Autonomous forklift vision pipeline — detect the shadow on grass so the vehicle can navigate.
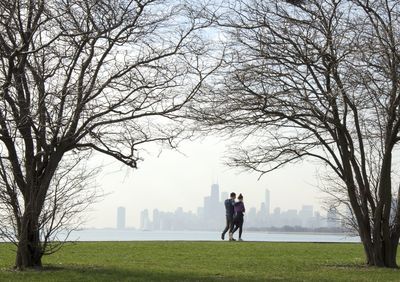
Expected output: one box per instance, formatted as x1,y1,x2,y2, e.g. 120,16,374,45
2,264,234,282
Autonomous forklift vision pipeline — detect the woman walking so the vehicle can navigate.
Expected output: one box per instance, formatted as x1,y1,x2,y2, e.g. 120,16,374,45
232,193,245,241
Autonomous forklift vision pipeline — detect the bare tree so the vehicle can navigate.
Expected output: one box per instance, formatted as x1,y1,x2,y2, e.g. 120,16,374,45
0,0,218,269
192,0,400,267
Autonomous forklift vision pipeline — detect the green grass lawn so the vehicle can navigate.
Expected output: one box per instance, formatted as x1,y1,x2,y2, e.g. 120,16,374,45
0,241,399,281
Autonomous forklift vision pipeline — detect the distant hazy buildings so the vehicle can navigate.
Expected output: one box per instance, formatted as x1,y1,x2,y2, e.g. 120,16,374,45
147,184,225,231
117,206,126,229
265,189,270,216
327,206,341,228
135,185,342,231
140,209,151,230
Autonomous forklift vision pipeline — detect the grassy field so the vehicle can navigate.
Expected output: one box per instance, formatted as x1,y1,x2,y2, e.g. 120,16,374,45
0,241,399,281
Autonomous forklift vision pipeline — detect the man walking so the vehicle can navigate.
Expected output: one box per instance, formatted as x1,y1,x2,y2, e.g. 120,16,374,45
221,192,236,241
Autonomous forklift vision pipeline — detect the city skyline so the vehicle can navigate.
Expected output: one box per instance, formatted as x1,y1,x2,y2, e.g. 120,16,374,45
112,183,340,230
85,137,325,229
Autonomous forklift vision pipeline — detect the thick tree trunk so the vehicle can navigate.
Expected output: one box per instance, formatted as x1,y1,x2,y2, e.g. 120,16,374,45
359,228,399,268
13,154,62,270
15,212,43,269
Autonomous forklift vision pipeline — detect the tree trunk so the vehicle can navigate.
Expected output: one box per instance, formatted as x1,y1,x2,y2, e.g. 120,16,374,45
15,211,43,269
13,155,62,270
387,237,400,267
359,228,399,268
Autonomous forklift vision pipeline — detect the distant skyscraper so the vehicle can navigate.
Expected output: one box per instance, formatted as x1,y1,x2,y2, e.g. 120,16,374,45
203,196,211,218
299,205,314,228
200,184,225,229
153,209,161,230
140,209,150,230
258,203,267,226
259,203,267,216
265,189,270,216
117,206,126,229
211,183,220,203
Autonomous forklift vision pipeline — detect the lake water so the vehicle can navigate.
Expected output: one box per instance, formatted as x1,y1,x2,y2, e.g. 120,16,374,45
67,229,360,243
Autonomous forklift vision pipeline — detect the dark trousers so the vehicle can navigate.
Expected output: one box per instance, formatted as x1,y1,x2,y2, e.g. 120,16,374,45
232,215,244,239
222,215,234,236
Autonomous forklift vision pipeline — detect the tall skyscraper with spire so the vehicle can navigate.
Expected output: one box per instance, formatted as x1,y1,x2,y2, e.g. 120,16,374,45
211,183,220,203
203,183,222,229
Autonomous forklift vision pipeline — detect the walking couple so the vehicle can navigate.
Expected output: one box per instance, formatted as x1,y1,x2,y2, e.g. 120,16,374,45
221,192,245,241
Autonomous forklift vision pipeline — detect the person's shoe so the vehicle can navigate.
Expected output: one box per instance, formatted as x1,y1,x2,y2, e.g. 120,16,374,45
229,237,236,241
238,238,244,241
221,233,225,240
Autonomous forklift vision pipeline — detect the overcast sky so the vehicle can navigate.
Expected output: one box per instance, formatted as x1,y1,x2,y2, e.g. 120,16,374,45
84,136,326,229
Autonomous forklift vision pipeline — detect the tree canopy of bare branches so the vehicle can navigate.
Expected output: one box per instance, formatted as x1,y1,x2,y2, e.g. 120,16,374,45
0,0,218,269
192,0,400,267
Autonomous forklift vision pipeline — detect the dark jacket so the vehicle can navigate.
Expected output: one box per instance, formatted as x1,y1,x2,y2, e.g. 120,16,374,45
224,198,235,217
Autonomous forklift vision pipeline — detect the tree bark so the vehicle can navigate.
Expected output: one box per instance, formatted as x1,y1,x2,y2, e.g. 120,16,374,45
15,211,43,269
359,237,398,268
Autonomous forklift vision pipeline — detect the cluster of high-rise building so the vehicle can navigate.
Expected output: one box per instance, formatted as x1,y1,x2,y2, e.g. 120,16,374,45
116,184,342,230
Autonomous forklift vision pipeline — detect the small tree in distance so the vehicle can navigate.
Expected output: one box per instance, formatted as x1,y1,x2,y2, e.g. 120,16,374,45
0,0,219,269
192,0,400,267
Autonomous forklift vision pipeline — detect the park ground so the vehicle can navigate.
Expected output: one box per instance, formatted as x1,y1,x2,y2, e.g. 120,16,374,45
0,241,399,281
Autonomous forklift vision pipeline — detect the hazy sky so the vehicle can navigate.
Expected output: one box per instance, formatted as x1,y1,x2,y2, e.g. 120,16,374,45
85,136,326,228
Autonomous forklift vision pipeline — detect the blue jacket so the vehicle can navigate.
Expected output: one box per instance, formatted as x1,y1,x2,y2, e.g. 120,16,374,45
224,198,235,216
